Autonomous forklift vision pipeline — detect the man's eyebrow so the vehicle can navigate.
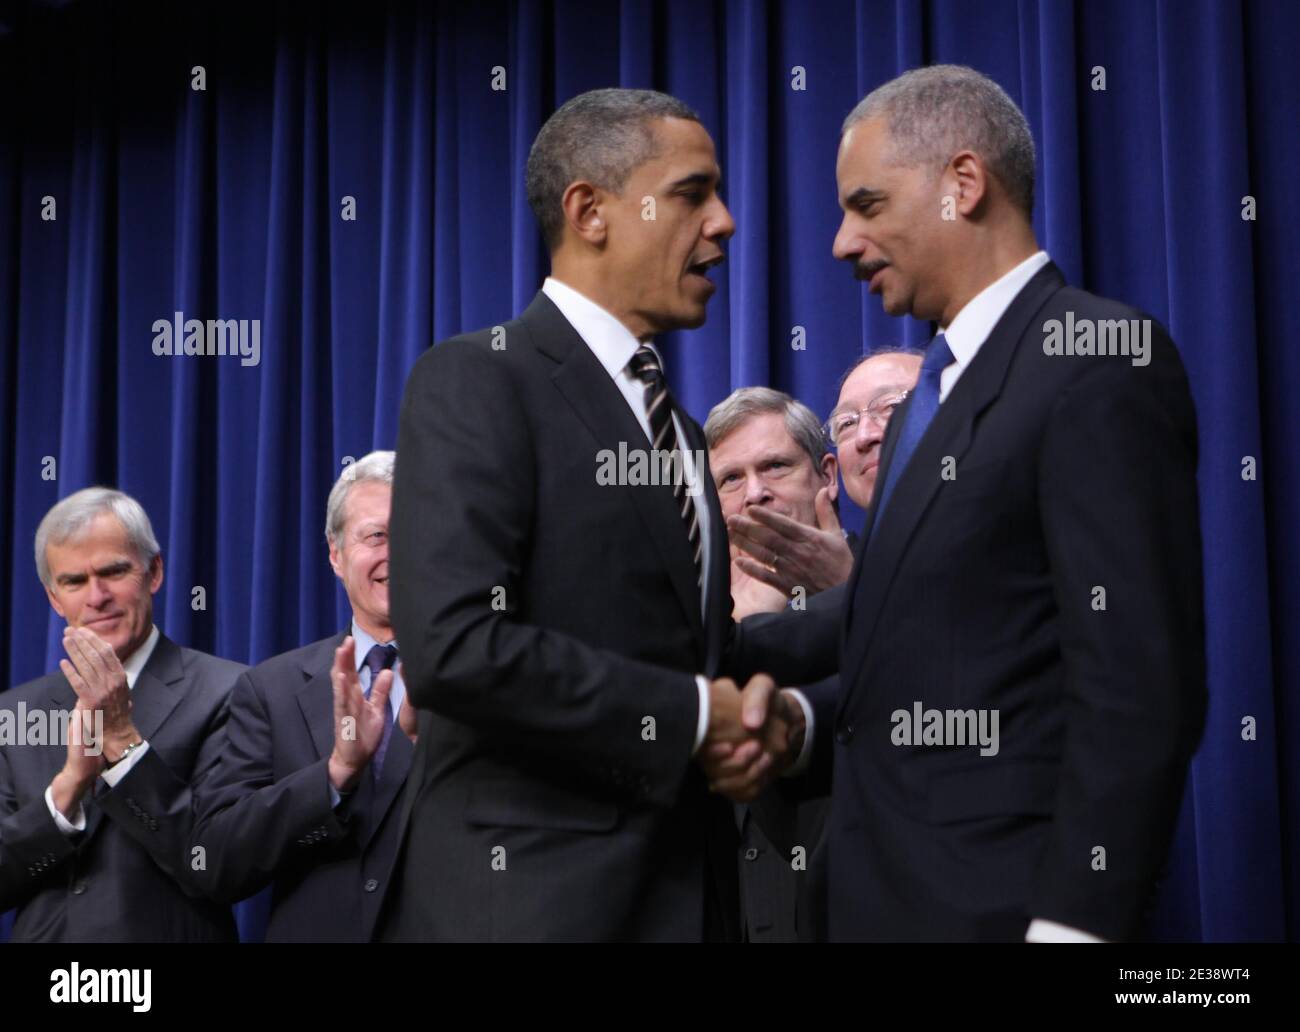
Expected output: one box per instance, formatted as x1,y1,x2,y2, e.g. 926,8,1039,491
844,186,885,207
668,171,718,191
95,560,133,574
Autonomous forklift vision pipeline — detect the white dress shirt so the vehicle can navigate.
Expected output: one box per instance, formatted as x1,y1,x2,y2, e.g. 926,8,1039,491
937,250,1051,402
46,623,160,834
541,277,721,753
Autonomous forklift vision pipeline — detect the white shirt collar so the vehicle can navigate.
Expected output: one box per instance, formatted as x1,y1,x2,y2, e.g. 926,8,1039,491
122,624,161,690
940,251,1051,373
542,276,661,378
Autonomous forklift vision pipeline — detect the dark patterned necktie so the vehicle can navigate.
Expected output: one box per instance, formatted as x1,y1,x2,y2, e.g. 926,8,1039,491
362,642,399,778
628,345,703,586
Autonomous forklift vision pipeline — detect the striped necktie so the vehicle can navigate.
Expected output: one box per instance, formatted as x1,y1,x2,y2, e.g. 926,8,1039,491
628,345,704,586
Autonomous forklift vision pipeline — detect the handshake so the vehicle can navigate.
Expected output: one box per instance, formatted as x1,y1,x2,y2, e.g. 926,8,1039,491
697,674,805,802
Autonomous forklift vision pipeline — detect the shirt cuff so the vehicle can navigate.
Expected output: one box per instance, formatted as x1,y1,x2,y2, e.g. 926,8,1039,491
692,675,711,755
782,689,815,776
1026,918,1106,942
45,784,86,835
99,741,150,788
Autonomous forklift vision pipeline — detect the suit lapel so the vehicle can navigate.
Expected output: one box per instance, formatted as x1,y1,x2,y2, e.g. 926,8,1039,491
839,264,1066,709
520,292,707,646
680,414,731,677
362,719,413,848
296,633,347,762
127,634,187,744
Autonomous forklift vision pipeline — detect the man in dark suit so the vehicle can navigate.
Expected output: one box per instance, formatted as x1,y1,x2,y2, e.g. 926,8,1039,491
0,488,241,942
191,451,417,942
704,386,849,942
708,366,921,942
726,65,1206,942
380,88,797,942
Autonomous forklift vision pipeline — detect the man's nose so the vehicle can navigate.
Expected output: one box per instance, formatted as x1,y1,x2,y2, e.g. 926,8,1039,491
707,197,736,241
86,577,113,606
743,474,770,506
832,214,862,262
853,418,884,450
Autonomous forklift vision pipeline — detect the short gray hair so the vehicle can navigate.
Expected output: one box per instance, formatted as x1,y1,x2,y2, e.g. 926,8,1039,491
526,88,701,251
325,450,395,546
704,387,828,470
35,487,161,587
842,64,1036,217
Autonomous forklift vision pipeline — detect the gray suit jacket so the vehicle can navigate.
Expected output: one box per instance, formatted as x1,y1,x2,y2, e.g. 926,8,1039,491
0,632,243,942
191,632,413,942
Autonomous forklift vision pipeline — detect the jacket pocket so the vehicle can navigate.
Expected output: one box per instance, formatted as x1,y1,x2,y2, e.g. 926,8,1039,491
926,759,1058,824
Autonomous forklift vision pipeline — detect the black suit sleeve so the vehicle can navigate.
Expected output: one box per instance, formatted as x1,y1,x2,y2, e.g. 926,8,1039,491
390,340,701,808
724,584,844,686
0,743,79,913
189,670,350,905
1030,329,1206,940
95,685,233,898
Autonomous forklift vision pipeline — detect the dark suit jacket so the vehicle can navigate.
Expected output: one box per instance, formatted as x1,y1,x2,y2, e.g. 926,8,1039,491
379,291,738,942
190,632,414,942
729,263,1207,942
0,632,242,942
736,532,857,943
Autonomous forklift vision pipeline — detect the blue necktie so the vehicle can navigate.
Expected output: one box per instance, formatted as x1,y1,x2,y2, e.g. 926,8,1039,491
873,334,956,519
362,643,399,779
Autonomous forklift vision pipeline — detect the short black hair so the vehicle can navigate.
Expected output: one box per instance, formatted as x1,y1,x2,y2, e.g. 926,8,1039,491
526,88,701,251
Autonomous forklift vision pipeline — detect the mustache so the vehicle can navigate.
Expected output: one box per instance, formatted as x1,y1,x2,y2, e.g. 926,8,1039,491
855,259,888,281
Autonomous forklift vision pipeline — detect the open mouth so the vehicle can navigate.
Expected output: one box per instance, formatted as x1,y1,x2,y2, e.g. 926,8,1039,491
686,254,724,285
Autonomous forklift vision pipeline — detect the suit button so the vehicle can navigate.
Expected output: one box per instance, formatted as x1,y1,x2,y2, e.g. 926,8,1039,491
743,848,760,861
71,880,88,895
363,879,379,893
835,724,854,744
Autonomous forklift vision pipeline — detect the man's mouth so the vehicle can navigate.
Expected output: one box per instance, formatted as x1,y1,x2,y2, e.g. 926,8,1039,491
85,613,123,627
686,254,724,286
856,260,889,291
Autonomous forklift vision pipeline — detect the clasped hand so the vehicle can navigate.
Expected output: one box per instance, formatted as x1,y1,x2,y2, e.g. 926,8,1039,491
698,674,804,802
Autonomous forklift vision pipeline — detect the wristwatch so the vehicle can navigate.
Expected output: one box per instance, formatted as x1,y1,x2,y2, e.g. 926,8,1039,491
106,739,145,768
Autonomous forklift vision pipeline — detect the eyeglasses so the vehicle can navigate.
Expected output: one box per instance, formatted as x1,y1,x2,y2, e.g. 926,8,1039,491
823,391,910,446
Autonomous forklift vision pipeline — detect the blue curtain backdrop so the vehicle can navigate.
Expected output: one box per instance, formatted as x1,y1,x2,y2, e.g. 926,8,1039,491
0,0,1295,943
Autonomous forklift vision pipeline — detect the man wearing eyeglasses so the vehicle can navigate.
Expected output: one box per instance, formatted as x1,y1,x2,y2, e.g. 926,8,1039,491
723,349,922,599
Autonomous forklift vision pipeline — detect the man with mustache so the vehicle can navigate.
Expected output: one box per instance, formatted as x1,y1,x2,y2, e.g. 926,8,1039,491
728,65,1206,942
380,88,794,942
